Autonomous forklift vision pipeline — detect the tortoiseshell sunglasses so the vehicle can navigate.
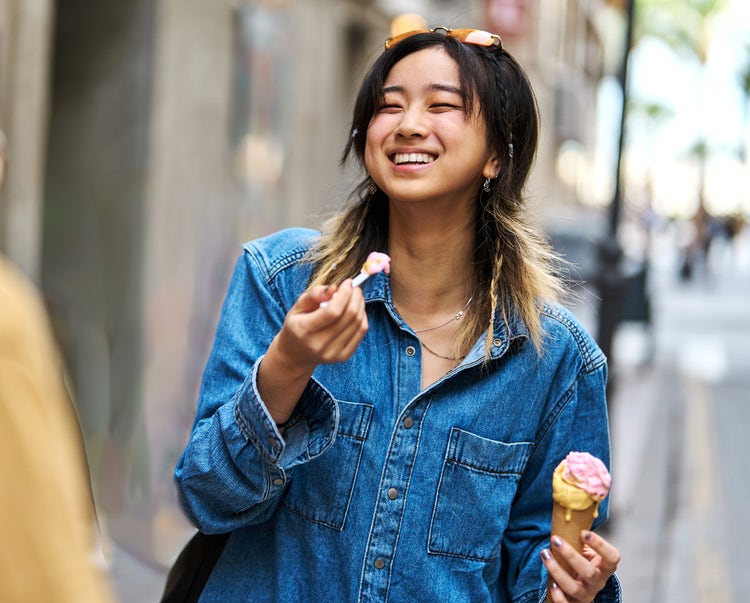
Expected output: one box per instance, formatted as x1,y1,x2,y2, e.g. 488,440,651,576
384,26,503,51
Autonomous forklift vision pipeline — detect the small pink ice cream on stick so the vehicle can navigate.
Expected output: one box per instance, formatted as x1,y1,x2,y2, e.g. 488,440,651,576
319,252,391,307
352,252,391,286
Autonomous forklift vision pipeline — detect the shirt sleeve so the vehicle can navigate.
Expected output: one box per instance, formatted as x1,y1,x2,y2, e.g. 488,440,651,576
174,248,338,534
501,359,622,603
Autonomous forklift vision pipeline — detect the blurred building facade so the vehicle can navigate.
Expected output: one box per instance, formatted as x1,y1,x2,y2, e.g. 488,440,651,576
0,0,614,570
0,0,54,278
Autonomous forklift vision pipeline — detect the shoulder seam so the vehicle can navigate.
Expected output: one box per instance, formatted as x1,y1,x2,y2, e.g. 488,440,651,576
242,229,317,283
540,304,605,374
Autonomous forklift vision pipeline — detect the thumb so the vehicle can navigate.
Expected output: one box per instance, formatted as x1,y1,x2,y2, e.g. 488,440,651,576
297,284,336,312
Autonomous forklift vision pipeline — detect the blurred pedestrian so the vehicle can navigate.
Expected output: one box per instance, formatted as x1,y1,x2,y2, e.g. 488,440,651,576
0,130,114,602
679,205,719,281
170,25,621,602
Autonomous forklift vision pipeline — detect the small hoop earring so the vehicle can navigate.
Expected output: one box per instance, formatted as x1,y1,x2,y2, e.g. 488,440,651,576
483,178,492,193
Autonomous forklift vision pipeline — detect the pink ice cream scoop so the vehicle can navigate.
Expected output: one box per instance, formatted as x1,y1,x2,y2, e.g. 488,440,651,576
352,252,391,286
556,451,612,502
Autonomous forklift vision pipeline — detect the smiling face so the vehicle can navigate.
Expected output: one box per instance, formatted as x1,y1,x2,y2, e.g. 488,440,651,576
364,47,499,210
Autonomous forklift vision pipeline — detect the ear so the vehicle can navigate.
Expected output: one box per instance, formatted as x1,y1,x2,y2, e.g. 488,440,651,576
482,153,501,179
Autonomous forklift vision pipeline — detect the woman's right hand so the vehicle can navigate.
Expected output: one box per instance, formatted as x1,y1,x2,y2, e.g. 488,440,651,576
258,280,368,423
278,280,368,367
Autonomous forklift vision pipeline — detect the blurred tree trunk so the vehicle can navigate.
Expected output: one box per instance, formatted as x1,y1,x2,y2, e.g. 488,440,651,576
739,45,750,166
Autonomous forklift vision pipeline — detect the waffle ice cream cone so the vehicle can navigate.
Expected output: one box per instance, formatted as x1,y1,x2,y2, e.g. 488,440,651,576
546,452,611,600
550,501,597,572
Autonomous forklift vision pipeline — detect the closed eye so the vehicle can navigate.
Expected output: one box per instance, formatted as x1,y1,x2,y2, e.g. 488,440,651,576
378,103,402,113
430,103,462,112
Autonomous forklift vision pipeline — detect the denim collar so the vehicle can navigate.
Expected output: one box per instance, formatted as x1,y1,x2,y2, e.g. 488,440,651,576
361,272,530,363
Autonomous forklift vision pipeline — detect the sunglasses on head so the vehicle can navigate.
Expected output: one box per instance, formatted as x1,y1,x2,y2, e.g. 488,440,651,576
384,26,503,51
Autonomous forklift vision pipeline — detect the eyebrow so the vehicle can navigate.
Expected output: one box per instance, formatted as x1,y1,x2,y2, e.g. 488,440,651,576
382,83,463,96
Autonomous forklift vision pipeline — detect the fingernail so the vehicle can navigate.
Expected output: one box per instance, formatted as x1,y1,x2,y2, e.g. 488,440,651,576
583,530,592,541
551,581,559,590
541,548,552,561
552,536,563,548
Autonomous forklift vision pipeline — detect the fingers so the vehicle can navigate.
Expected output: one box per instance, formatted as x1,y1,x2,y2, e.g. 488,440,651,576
580,530,620,572
541,531,620,603
544,579,568,603
297,284,336,313
306,281,356,330
542,542,583,601
315,280,364,331
282,280,368,365
318,283,368,360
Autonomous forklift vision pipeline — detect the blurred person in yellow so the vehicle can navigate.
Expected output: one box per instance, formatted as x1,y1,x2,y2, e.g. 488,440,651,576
0,130,114,601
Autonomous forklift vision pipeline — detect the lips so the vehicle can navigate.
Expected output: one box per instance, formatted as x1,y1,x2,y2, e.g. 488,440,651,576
390,152,436,165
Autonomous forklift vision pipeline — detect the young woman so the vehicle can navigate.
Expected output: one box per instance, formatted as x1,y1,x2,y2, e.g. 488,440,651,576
173,27,621,602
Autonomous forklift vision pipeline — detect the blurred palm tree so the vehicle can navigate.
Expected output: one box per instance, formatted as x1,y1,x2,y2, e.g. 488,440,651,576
636,0,728,62
627,98,675,199
635,0,730,212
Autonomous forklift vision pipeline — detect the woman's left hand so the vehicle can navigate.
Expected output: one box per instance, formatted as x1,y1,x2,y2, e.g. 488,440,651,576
541,530,620,602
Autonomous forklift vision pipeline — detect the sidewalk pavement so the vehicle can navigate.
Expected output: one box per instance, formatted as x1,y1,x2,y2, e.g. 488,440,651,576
604,235,750,603
109,544,166,602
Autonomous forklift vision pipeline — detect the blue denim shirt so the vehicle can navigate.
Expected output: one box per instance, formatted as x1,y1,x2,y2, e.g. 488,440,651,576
174,228,622,603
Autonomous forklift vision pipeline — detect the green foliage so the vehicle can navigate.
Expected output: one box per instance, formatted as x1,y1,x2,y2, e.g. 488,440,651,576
626,99,675,138
628,99,675,122
687,138,709,159
635,0,730,62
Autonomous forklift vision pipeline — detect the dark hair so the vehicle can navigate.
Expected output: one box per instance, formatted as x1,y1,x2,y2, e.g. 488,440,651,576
344,32,539,201
308,32,563,354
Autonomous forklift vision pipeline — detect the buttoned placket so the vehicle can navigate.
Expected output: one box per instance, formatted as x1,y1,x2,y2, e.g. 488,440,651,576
356,296,508,601
356,335,488,601
357,329,430,601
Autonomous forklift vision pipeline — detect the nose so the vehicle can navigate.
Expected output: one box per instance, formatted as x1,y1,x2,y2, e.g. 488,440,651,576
395,107,427,138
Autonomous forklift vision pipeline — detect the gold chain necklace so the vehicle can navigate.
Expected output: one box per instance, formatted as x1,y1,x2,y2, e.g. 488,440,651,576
412,297,473,333
419,339,465,362
394,297,472,363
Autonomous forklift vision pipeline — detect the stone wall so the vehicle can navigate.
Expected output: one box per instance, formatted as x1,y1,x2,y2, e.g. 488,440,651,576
38,0,390,568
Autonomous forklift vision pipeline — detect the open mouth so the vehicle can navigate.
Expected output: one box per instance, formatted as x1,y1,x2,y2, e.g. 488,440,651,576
391,152,436,165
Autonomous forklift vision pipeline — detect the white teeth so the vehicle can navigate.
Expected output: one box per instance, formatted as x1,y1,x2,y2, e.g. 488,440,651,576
392,153,435,165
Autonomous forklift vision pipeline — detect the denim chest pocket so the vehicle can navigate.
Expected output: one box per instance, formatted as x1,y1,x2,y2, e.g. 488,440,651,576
280,399,373,531
428,428,533,561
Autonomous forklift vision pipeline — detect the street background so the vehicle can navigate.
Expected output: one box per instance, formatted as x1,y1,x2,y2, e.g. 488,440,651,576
604,228,749,603
1,0,749,602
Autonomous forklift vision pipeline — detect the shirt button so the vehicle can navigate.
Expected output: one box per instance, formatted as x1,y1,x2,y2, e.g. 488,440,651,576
387,487,398,500
493,338,502,347
403,417,414,429
373,558,386,569
272,478,284,486
405,345,416,356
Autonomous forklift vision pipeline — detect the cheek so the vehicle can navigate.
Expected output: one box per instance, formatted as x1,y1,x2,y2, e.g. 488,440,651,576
363,150,375,174
366,115,389,143
364,121,387,169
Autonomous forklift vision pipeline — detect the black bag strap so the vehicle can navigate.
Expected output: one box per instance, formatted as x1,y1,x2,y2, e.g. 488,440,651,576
160,531,230,603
